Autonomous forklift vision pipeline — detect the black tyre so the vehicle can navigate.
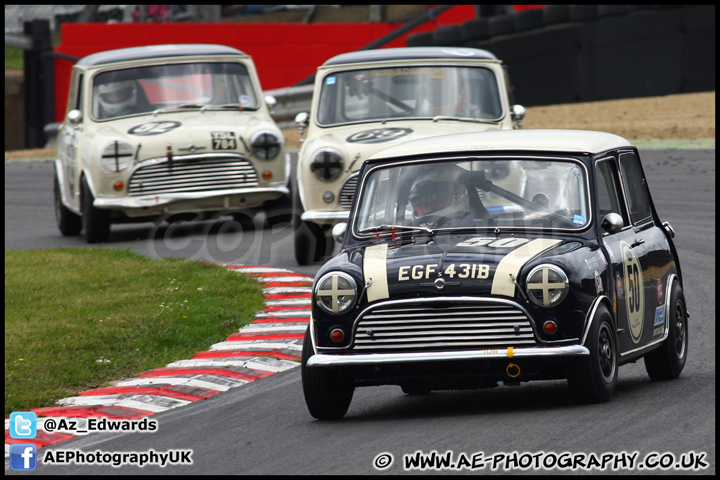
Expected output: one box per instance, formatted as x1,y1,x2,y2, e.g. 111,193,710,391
567,304,618,404
54,174,81,236
81,177,111,243
644,282,688,381
263,191,293,229
301,327,354,420
292,186,330,265
400,384,432,395
231,211,257,231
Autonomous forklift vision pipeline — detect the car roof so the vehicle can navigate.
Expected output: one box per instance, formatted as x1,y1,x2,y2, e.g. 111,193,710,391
322,47,498,67
76,44,248,68
369,129,634,160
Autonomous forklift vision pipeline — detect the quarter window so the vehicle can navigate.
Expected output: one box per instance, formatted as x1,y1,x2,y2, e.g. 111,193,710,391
619,153,652,225
595,158,628,226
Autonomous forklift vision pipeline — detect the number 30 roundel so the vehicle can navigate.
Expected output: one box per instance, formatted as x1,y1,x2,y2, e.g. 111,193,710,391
620,241,644,343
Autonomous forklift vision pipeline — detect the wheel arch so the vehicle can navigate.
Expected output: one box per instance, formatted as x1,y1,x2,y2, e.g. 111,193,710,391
580,295,615,346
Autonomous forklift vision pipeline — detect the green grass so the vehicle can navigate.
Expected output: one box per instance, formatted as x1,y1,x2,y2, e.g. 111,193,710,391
5,46,24,71
4,248,266,416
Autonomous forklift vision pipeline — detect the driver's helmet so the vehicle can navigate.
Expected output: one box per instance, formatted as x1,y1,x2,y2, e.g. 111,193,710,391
97,80,137,117
409,166,470,226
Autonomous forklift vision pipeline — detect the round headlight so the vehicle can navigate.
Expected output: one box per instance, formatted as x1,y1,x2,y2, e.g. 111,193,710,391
315,272,357,314
100,140,134,173
251,130,281,160
310,148,343,182
525,264,569,308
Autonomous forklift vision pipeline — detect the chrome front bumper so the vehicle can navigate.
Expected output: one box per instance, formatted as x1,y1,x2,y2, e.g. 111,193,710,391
306,345,590,367
94,186,288,208
300,210,350,225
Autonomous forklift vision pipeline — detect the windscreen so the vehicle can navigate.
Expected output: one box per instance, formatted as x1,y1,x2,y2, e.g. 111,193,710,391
317,65,503,126
92,62,258,120
355,158,590,233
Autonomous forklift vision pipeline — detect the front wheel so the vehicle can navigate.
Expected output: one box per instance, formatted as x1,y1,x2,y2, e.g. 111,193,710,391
567,304,618,404
644,282,688,380
292,186,332,265
54,174,81,236
301,327,354,420
81,177,111,243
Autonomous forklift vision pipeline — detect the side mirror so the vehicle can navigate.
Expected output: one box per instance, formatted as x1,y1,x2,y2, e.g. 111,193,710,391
662,221,675,238
295,111,310,138
295,111,309,127
264,95,277,110
332,222,347,244
601,213,624,235
510,104,525,129
67,109,82,125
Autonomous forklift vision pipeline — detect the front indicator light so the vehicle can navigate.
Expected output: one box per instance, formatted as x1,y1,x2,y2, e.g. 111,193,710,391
330,329,345,343
262,170,272,180
543,320,558,335
113,181,124,191
526,264,569,308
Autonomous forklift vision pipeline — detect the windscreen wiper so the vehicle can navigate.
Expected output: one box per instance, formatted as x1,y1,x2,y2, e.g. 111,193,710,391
152,103,206,116
432,115,499,124
200,103,258,112
359,224,434,239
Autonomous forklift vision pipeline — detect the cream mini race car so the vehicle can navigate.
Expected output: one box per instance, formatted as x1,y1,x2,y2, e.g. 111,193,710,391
293,46,526,265
54,44,289,243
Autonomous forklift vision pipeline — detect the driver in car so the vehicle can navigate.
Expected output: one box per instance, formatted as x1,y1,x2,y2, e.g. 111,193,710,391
96,80,141,118
409,166,475,228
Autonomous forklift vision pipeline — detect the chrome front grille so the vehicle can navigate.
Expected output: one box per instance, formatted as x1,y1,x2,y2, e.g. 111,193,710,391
339,173,358,208
353,300,538,352
128,155,259,196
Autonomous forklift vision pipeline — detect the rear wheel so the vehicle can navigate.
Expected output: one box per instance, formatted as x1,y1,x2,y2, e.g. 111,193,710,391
567,304,617,404
54,174,81,236
81,177,111,243
644,282,688,380
301,327,354,420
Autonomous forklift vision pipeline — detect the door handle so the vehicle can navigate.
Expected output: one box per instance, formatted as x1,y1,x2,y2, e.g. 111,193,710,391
631,238,645,248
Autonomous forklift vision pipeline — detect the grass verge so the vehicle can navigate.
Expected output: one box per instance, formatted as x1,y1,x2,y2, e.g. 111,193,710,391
4,248,266,416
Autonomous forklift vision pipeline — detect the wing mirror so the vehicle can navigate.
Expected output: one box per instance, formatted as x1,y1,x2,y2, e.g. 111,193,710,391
511,104,525,129
67,109,82,125
601,213,624,235
332,222,347,244
264,95,277,111
295,111,310,139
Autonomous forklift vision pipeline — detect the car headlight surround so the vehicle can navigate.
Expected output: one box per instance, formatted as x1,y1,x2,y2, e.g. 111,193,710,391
314,272,358,315
525,264,569,308
310,148,344,182
250,129,281,160
100,140,134,173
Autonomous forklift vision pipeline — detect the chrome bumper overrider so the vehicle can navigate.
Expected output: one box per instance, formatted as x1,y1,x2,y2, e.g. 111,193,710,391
306,345,590,367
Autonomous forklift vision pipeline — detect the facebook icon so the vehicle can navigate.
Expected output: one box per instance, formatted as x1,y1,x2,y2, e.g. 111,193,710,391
10,444,37,471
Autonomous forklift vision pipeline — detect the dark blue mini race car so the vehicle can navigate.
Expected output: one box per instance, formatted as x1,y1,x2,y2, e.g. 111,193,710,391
301,129,688,420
